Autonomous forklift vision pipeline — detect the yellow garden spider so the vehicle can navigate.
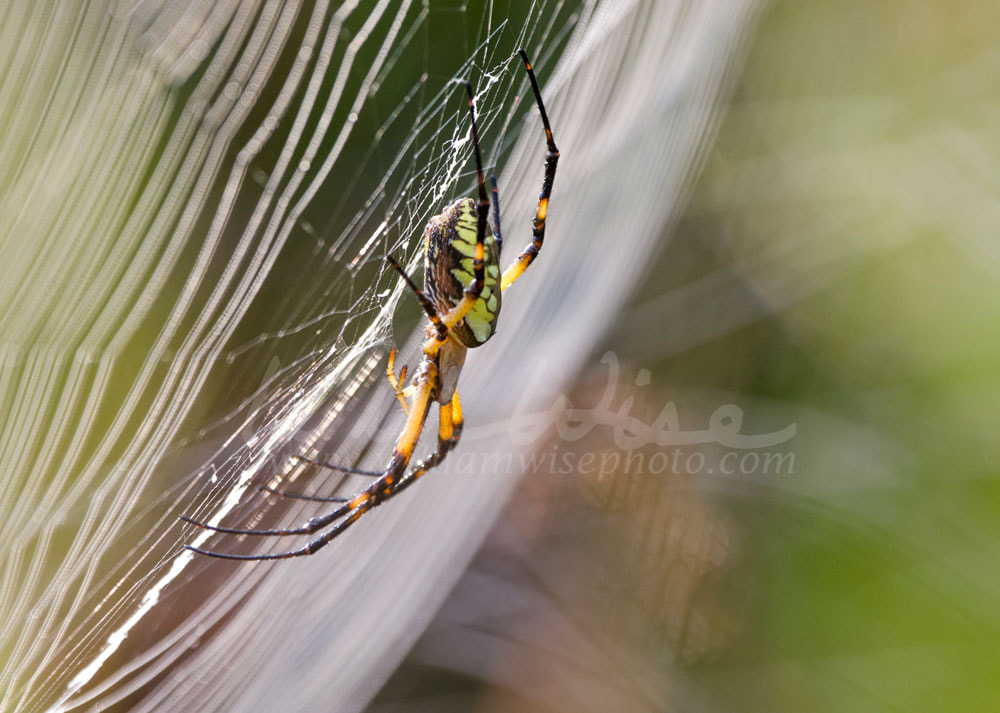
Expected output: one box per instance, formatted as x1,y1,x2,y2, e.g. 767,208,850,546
183,50,558,560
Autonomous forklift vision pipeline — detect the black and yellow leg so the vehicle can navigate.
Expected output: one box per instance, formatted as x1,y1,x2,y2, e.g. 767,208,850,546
284,390,463,553
490,175,503,254
386,348,410,414
466,82,491,259
449,391,464,446
386,391,464,499
501,50,559,292
274,366,439,558
434,391,463,457
182,373,436,560
386,254,448,341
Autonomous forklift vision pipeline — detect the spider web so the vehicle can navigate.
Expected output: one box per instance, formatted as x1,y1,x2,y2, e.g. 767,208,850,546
0,1,761,711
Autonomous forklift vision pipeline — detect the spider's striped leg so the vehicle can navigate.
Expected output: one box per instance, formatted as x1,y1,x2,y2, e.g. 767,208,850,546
467,82,491,245
448,390,464,447
386,347,410,414
490,175,503,255
267,351,412,501
501,50,559,292
258,356,464,558
386,254,448,340
416,391,464,476
183,372,437,560
371,392,464,503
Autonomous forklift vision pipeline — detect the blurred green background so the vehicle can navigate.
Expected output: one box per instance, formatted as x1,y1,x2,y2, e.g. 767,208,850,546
702,2,1000,709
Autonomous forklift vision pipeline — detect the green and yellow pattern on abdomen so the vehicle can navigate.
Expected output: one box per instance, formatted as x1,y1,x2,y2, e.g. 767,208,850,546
423,197,501,348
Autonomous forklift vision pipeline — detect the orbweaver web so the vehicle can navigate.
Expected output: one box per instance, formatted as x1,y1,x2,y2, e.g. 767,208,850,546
183,50,558,560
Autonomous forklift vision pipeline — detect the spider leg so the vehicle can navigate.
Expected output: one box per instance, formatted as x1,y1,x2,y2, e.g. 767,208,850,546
416,392,464,473
184,505,369,561
345,392,464,511
450,390,464,443
469,84,491,242
268,352,414,494
183,456,379,533
501,50,559,292
255,452,384,502
259,484,348,503
386,254,448,340
238,401,457,559
490,174,503,255
181,435,415,538
183,362,437,559
410,391,464,479
292,454,382,477
386,347,410,414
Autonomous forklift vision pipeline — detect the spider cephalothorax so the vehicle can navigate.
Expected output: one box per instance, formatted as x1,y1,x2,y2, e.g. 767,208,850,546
185,50,558,560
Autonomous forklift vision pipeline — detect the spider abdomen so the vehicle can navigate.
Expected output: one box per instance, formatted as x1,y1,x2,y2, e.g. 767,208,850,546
423,197,501,348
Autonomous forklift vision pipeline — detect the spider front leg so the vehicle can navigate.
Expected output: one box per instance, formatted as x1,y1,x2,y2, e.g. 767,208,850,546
501,50,559,292
290,392,464,551
352,391,465,514
283,349,475,556
183,374,437,560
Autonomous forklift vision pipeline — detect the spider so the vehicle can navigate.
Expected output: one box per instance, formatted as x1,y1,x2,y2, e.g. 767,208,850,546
183,50,558,560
